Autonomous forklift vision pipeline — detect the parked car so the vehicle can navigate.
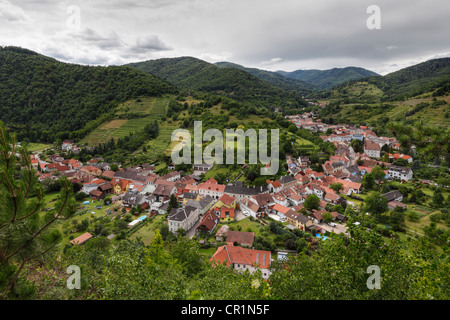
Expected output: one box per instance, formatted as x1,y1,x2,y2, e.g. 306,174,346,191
328,222,336,227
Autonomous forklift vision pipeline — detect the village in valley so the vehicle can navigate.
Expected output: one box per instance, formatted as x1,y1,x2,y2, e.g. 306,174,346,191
2,0,450,304
27,110,431,280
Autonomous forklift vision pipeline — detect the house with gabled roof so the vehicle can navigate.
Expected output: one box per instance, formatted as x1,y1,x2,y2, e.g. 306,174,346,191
324,191,340,204
214,193,237,209
111,178,131,194
310,209,325,223
101,170,116,180
226,230,255,248
198,181,226,199
295,172,310,185
279,175,297,190
284,210,313,231
267,180,282,193
70,232,93,245
113,168,139,181
196,209,219,235
153,183,177,201
167,206,199,234
182,192,201,205
220,207,235,222
161,170,181,182
122,192,145,208
388,165,413,181
185,195,215,217
382,190,404,202
364,139,381,159
224,181,268,201
210,245,272,279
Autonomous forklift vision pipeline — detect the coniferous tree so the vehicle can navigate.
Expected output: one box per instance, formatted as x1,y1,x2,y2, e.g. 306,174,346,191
0,122,76,298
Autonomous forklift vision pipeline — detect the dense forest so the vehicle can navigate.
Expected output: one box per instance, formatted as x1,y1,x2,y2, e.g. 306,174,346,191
277,66,379,90
215,61,318,94
0,46,176,143
126,57,308,109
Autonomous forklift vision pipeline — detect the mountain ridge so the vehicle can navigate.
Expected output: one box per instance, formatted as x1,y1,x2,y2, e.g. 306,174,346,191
276,66,380,90
125,57,307,108
0,46,176,142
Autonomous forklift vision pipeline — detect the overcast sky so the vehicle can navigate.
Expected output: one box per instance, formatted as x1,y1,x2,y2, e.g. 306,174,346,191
1,0,449,75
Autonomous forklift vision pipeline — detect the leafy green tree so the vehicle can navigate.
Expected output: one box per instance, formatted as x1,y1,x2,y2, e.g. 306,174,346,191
170,237,204,276
390,208,406,231
371,166,386,181
304,194,320,211
393,159,409,167
0,122,76,298
322,212,333,223
433,190,444,208
74,192,88,201
364,192,388,216
332,204,344,214
350,139,363,153
362,173,376,190
269,226,449,299
167,194,179,212
330,183,344,194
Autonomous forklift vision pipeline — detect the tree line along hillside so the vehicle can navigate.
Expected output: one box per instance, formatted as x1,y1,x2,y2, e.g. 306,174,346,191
320,58,450,102
0,46,176,143
214,61,319,94
126,57,308,109
277,67,380,90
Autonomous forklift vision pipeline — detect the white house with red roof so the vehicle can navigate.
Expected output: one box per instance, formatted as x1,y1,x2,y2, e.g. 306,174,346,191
210,245,272,279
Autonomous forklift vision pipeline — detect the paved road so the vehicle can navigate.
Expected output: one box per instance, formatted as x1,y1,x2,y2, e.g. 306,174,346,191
186,218,203,239
314,221,348,235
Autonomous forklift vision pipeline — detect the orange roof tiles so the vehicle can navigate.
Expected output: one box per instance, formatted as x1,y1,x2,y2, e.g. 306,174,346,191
210,245,271,269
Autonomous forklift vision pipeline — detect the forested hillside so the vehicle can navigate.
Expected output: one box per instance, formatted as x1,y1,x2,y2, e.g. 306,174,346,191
277,67,379,90
322,58,450,102
215,61,318,94
126,57,307,108
0,46,176,142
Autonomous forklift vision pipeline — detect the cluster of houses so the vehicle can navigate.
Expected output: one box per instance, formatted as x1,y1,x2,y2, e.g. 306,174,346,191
286,114,414,182
31,123,416,279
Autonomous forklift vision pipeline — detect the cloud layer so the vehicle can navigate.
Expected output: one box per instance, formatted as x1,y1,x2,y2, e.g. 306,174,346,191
1,0,449,74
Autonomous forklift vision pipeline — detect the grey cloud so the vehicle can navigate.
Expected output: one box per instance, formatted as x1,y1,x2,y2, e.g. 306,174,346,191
74,28,126,50
134,35,172,52
0,0,31,22
1,0,449,75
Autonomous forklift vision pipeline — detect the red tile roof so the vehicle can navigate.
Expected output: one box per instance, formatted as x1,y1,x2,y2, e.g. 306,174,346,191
226,231,255,246
210,245,271,269
218,194,236,207
272,203,290,214
70,232,93,245
269,180,282,188
220,207,235,219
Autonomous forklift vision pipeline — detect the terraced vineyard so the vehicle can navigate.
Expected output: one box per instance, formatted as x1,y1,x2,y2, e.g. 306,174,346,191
142,125,180,162
81,95,173,145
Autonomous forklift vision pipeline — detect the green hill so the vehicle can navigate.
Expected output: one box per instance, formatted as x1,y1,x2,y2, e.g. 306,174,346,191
277,67,379,90
125,57,307,108
214,61,318,94
325,58,450,102
0,46,176,143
